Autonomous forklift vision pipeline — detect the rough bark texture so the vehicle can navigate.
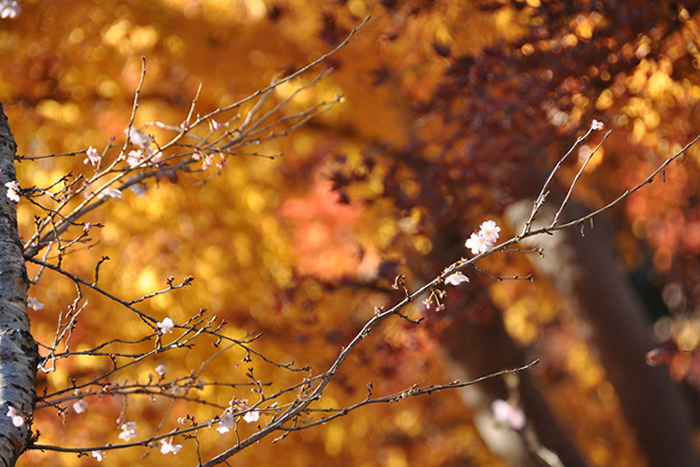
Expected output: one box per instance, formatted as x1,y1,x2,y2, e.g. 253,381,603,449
0,104,39,467
505,197,699,467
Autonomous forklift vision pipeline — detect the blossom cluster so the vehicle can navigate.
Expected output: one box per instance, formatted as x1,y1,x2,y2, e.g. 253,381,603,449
438,220,502,292
5,181,19,203
216,398,261,434
465,220,500,255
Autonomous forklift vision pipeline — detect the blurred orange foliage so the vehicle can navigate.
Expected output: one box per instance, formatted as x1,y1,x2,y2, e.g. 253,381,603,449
1,0,700,466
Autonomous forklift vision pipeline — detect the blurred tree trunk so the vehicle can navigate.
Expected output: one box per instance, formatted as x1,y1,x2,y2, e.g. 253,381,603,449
0,104,40,467
439,192,698,466
442,298,589,467
498,196,698,467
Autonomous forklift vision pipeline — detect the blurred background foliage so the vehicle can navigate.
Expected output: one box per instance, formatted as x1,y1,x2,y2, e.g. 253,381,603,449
1,0,700,466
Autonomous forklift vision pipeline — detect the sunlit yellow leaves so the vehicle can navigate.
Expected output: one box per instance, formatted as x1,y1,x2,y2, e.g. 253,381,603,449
567,342,605,389
627,66,648,95
573,14,596,40
325,423,344,456
36,100,81,125
596,89,614,110
137,267,159,294
232,232,253,267
631,118,647,144
377,218,399,247
673,319,700,352
577,144,605,172
102,19,159,55
503,296,556,345
244,185,268,213
563,33,578,48
412,235,432,254
494,8,522,40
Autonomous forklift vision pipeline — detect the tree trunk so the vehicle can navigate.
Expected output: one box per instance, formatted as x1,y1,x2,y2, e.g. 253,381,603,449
0,104,39,467
504,197,699,467
442,299,589,467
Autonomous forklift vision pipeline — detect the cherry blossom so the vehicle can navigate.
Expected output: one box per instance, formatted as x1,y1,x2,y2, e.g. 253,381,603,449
445,273,470,286
84,146,101,166
491,399,526,431
591,119,604,131
217,413,234,434
6,406,24,427
465,232,491,255
125,177,147,198
465,220,501,255
157,317,174,334
202,154,214,170
91,451,106,462
127,150,143,168
27,297,44,310
0,1,19,19
101,188,122,199
478,220,500,244
160,437,182,455
73,400,88,414
155,364,168,376
126,127,153,149
118,422,138,441
5,181,19,202
243,410,260,424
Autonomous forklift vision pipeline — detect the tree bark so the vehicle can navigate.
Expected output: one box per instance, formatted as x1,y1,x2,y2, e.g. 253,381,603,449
0,104,39,467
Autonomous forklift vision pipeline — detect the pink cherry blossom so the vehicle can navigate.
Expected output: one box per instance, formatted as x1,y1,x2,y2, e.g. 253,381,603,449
1,1,20,19
157,317,174,334
465,232,491,255
126,127,152,149
102,188,122,199
160,437,182,455
478,220,500,244
243,410,260,423
84,146,101,166
119,422,138,441
465,220,501,255
445,273,470,286
27,297,44,310
217,413,234,434
73,400,88,414
127,150,143,168
5,181,19,202
7,406,24,427
491,399,526,430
